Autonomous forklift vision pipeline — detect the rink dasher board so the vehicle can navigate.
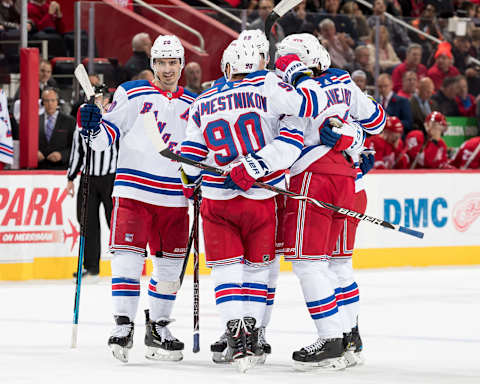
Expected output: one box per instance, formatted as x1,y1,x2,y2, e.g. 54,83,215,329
0,170,479,280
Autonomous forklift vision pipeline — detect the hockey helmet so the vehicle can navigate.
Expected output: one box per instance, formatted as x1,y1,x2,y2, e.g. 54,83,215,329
238,29,270,63
150,35,185,72
222,41,261,79
384,116,404,134
425,111,447,129
276,33,330,71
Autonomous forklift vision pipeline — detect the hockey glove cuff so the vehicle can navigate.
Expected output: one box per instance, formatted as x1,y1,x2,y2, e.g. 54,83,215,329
275,54,312,85
224,153,269,191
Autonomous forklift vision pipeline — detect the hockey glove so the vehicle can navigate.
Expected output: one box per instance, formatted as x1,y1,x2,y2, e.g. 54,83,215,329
275,54,312,86
79,104,102,139
320,118,356,151
359,153,375,175
224,153,269,191
180,167,200,200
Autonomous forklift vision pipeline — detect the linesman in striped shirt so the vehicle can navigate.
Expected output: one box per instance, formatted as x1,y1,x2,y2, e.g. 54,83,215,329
67,85,117,279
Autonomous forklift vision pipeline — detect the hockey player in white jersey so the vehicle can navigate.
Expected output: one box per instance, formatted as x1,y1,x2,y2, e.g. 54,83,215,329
0,89,13,169
180,41,318,372
209,31,279,364
274,33,386,371
78,35,197,363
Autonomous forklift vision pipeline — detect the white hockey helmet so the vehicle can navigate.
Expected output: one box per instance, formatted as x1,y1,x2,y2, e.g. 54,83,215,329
221,40,239,75
276,33,331,71
238,29,270,63
222,41,261,79
150,35,185,72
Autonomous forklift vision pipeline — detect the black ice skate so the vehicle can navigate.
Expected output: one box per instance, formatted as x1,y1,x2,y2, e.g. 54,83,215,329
144,309,184,361
343,331,357,367
226,318,254,373
292,337,347,371
210,331,233,364
256,326,271,364
350,324,364,365
244,317,264,364
108,315,134,363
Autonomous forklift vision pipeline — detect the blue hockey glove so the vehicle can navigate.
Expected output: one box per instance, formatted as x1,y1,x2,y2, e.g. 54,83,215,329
320,118,356,151
359,153,375,175
79,104,101,138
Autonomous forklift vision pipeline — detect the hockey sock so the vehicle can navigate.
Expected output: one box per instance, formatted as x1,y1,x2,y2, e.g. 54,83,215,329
211,263,244,326
243,264,269,324
341,282,360,330
148,256,184,321
111,251,144,321
292,261,343,339
261,256,280,328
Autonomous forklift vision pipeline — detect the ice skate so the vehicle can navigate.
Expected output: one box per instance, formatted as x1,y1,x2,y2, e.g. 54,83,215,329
225,319,254,373
350,325,364,365
292,338,346,371
343,332,357,367
244,317,264,365
256,326,271,364
210,331,233,364
144,309,184,362
107,315,134,363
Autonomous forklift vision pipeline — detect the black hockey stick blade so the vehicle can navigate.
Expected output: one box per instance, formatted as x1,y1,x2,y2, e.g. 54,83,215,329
143,112,424,239
265,0,303,41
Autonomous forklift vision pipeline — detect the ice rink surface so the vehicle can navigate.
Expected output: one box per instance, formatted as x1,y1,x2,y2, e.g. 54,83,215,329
1,266,479,384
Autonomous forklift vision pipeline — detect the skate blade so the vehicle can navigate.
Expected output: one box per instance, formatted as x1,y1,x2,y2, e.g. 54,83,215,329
212,351,233,364
354,351,365,366
293,356,347,372
344,350,358,367
254,353,267,365
145,346,183,362
110,344,129,363
234,356,255,373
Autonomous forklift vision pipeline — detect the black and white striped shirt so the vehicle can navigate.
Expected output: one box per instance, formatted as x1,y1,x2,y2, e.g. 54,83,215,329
67,127,119,181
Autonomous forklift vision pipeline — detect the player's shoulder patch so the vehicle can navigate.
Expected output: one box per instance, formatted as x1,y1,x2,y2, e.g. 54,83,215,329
120,79,151,92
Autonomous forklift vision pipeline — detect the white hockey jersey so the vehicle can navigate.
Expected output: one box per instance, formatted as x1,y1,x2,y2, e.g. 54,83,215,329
290,68,386,177
181,70,316,200
0,89,13,165
87,80,196,207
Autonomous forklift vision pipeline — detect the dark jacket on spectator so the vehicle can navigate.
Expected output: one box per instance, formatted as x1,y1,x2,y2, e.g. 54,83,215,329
431,90,460,117
124,51,150,80
38,112,75,170
0,2,20,28
317,13,358,42
385,93,413,133
410,94,433,135
279,10,315,35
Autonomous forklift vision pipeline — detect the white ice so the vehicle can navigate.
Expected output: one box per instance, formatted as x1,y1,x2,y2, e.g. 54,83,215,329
1,267,480,384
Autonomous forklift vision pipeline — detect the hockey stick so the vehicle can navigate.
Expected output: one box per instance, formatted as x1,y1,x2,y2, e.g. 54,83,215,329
143,112,424,239
462,141,480,169
264,0,303,41
192,191,200,353
71,64,95,348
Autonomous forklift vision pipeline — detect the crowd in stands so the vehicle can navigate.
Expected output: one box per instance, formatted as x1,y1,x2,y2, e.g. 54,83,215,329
1,0,480,171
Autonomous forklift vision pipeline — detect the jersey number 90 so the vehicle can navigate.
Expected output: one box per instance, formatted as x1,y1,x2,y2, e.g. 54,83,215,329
203,112,266,166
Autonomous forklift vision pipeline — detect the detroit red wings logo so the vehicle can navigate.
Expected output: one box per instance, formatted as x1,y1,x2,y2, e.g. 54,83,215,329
452,193,480,232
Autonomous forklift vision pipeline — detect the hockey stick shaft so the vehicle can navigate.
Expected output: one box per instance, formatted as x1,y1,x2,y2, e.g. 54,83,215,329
179,186,200,285
462,141,480,169
265,0,302,41
192,192,200,353
71,64,95,348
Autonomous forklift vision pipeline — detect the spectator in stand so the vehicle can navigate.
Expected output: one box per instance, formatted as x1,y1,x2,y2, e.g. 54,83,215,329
351,70,368,93
124,32,152,80
184,62,203,95
405,111,452,169
318,18,354,69
279,0,315,36
452,35,472,74
410,2,443,61
248,0,284,69
365,116,408,169
469,28,480,60
456,75,477,117
346,46,374,86
398,70,417,99
367,0,411,60
38,88,75,170
366,26,401,72
14,59,58,100
450,136,480,169
410,77,435,133
340,1,370,40
391,43,427,93
427,45,460,91
378,73,413,133
431,76,460,117
318,0,358,44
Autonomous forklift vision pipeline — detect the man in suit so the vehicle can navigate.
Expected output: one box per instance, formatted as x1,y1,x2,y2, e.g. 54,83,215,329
378,73,413,134
38,88,75,169
410,77,435,134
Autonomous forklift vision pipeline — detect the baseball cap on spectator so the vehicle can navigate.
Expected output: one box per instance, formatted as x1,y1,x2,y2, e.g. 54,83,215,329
385,116,404,134
434,41,453,59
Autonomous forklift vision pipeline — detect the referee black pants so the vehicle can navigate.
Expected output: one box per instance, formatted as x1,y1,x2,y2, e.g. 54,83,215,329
76,173,115,274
